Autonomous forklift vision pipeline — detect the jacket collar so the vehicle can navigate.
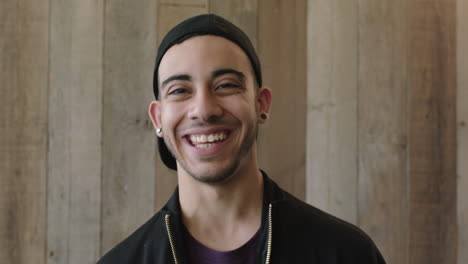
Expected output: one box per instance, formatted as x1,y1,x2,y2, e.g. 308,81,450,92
162,170,286,214
159,170,286,264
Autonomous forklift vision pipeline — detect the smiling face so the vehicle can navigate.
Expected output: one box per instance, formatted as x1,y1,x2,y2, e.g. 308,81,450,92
149,35,271,183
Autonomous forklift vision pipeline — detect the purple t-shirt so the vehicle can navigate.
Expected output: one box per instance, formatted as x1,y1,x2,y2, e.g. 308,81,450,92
184,227,260,264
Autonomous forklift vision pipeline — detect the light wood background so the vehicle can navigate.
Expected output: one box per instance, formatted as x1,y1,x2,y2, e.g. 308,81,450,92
457,0,468,262
307,0,458,263
0,0,463,263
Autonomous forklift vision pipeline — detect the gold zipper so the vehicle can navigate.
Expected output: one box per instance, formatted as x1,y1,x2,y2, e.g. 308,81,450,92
165,214,178,264
165,206,272,264
265,203,273,264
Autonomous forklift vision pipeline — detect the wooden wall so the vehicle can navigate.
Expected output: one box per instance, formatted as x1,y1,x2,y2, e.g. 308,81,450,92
458,0,468,262
0,1,48,263
0,0,463,263
48,1,103,262
307,0,459,264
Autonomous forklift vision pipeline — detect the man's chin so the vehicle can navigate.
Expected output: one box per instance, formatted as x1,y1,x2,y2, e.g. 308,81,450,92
184,161,240,184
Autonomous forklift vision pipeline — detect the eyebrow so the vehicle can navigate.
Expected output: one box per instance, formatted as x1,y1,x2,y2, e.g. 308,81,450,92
160,74,192,90
212,68,245,80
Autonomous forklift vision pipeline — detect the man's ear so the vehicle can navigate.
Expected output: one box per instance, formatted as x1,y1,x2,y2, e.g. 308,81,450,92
148,100,163,137
257,87,272,123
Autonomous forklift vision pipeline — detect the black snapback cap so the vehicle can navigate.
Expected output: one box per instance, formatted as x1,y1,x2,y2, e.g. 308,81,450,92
153,14,262,170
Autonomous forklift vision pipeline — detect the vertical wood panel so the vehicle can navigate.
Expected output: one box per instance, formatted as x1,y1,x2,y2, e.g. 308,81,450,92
292,0,307,200
0,1,48,263
257,0,307,199
154,0,208,210
407,1,457,263
357,1,408,262
101,0,157,254
458,0,468,262
306,0,358,224
47,1,103,263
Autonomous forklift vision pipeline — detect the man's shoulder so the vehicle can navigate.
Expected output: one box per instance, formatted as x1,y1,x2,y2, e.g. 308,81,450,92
280,196,372,243
274,192,385,262
96,210,166,264
266,174,379,249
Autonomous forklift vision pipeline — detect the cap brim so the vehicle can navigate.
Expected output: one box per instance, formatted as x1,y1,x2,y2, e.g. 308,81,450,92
157,138,177,170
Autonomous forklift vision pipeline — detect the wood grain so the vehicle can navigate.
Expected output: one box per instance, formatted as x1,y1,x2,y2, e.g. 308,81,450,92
306,0,358,224
458,0,468,262
160,0,207,5
407,1,457,263
357,0,409,262
101,0,158,255
47,1,103,263
257,0,307,200
0,0,49,263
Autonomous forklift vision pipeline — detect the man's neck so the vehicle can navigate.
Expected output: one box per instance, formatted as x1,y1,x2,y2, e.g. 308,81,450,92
178,161,263,251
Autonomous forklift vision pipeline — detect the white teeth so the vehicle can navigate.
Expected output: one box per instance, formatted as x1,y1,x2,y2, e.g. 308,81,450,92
195,143,214,149
208,134,214,142
189,132,227,145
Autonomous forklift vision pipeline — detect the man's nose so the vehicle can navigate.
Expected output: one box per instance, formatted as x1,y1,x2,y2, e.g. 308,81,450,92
187,89,223,122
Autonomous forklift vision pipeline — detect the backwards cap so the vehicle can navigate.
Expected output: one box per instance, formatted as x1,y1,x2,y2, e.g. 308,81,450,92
153,14,262,170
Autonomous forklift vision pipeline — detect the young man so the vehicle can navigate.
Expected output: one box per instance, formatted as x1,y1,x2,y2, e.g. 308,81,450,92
97,14,386,264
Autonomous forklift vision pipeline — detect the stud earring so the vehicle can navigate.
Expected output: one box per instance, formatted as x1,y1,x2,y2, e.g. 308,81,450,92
156,128,162,134
260,113,268,120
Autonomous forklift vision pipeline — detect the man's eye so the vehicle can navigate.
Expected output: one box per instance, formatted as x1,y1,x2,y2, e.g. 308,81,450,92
216,83,240,90
168,88,188,95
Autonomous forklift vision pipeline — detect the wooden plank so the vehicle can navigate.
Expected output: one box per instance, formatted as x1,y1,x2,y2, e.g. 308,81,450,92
209,0,257,48
154,1,209,210
0,0,49,263
257,0,307,200
47,1,103,263
458,0,468,262
160,0,206,5
101,0,158,255
306,0,358,224
292,0,307,201
407,1,457,263
357,0,408,262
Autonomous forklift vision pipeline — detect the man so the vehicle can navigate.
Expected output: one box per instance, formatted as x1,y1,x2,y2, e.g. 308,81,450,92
97,14,386,264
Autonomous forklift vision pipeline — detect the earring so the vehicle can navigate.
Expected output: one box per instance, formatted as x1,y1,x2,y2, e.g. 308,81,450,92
260,113,268,120
156,128,162,134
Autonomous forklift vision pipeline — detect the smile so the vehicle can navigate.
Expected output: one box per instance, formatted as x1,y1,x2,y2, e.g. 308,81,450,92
187,131,230,149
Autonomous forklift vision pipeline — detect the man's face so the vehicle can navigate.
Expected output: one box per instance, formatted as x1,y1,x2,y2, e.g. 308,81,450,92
150,35,270,183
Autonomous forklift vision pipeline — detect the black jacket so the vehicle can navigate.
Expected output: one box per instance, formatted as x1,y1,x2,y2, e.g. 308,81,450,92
97,172,386,263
